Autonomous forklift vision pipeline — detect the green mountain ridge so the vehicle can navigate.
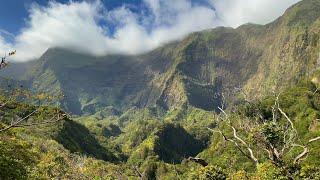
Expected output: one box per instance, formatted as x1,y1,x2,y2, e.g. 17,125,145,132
1,0,320,116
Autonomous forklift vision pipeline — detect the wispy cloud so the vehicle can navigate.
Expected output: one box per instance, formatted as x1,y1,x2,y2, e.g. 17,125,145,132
0,29,15,39
0,0,300,61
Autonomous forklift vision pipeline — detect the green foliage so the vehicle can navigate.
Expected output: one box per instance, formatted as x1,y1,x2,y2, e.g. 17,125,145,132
0,95,124,179
116,118,162,154
253,162,287,180
188,165,227,180
0,132,36,180
297,165,320,179
261,122,285,149
228,170,248,180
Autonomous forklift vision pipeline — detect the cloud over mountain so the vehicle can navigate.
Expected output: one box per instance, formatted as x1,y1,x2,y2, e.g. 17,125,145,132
0,0,300,61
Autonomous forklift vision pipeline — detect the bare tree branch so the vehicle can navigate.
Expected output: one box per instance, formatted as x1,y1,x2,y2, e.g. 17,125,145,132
208,127,258,165
308,136,320,143
264,148,273,160
13,114,65,127
278,107,295,130
132,166,143,180
0,109,39,132
0,108,67,132
218,107,228,118
293,144,309,164
210,92,320,171
292,135,320,164
230,126,259,165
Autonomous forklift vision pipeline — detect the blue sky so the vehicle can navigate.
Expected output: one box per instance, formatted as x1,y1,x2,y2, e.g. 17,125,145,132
0,0,143,36
0,0,211,36
0,0,300,61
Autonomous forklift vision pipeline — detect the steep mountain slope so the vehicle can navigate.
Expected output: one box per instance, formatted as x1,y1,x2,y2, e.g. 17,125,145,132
20,45,179,115
1,0,319,115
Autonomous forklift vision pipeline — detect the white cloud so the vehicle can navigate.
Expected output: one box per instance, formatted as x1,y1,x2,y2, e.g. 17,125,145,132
10,1,108,61
210,0,301,27
105,0,217,54
0,0,301,61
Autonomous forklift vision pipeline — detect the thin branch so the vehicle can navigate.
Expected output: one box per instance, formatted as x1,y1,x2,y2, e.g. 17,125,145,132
293,144,309,164
231,126,247,146
208,127,228,141
0,109,39,132
278,107,295,130
228,137,254,161
230,126,259,165
270,143,281,160
13,114,65,127
293,136,320,164
132,166,143,179
313,87,319,95
308,136,320,143
264,148,273,160
214,107,259,165
208,127,258,165
218,107,228,118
